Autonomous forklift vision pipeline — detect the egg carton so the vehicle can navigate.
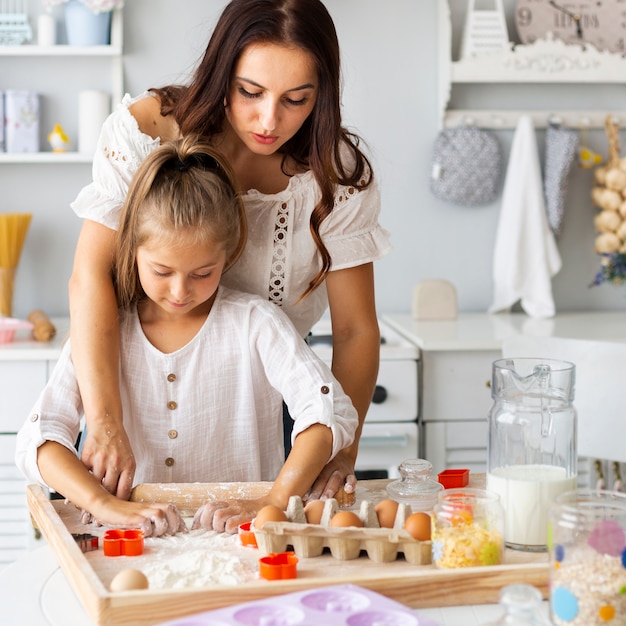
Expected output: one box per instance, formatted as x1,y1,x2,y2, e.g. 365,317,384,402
253,496,432,565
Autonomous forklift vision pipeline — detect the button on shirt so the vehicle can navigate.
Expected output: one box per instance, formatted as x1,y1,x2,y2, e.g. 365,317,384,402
15,287,358,488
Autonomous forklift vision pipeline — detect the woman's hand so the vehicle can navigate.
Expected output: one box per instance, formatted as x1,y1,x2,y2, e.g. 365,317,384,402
303,449,357,502
192,498,268,534
80,421,136,500
83,500,187,537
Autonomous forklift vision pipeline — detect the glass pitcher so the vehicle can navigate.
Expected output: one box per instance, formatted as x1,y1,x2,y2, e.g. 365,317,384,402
486,358,577,551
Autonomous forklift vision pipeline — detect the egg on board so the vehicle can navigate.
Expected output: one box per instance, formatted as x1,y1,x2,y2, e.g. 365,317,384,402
303,500,326,525
329,510,363,528
110,568,149,592
253,504,288,529
374,499,399,528
404,512,432,541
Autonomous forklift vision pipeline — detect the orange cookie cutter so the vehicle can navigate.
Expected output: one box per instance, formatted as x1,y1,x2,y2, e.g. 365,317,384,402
238,522,258,548
103,529,144,557
259,551,298,580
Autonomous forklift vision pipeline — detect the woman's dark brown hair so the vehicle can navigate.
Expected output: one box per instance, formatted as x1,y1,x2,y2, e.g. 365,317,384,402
114,136,247,309
152,0,373,298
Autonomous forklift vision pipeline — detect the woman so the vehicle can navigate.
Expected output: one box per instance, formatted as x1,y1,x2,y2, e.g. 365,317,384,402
69,0,390,503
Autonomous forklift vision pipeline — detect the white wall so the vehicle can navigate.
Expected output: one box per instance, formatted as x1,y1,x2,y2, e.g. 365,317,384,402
5,0,625,318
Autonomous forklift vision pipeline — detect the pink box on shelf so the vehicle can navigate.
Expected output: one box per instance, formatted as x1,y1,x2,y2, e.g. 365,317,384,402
5,90,40,153
438,468,470,489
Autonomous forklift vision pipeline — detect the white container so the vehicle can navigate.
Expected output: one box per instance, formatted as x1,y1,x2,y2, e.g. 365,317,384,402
0,92,5,152
78,90,110,154
37,14,56,46
5,91,40,153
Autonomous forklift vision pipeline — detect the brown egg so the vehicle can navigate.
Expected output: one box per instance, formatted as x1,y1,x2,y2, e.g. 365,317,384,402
404,511,432,541
329,510,363,528
304,500,326,525
374,499,399,528
110,568,149,592
253,504,288,529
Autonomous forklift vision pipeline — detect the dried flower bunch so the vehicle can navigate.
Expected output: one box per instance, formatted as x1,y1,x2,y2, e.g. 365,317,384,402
42,0,124,14
590,116,626,287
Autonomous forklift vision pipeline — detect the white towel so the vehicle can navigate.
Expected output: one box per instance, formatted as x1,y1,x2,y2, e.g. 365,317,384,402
489,115,562,318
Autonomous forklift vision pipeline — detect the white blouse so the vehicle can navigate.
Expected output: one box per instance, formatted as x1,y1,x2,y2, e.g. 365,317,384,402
15,287,358,488
71,92,392,337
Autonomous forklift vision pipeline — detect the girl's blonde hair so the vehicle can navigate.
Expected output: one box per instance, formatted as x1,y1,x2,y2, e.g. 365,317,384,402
114,135,247,309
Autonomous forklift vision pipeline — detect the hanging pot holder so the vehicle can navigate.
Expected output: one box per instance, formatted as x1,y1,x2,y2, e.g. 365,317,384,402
430,126,502,206
543,122,579,237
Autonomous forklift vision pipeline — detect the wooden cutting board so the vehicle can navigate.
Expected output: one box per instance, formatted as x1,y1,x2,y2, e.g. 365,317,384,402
27,480,548,626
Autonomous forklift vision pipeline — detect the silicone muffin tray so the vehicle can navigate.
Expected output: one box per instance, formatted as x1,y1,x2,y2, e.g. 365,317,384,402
158,583,442,626
252,496,432,565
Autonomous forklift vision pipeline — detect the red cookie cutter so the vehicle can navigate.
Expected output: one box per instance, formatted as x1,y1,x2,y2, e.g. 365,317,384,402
238,522,258,548
259,551,298,580
103,529,144,557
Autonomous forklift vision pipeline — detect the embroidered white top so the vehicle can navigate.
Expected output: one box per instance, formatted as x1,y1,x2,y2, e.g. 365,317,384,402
70,92,392,337
15,287,358,488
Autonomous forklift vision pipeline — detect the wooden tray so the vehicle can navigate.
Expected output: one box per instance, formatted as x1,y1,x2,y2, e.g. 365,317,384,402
27,480,548,626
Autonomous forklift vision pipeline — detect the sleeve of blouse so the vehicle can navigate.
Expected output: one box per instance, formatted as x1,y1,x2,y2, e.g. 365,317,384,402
70,93,160,231
252,304,358,460
14,341,84,487
321,177,392,271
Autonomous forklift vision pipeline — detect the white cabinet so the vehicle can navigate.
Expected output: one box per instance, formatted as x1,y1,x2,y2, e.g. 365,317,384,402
0,319,67,570
0,8,123,163
383,312,626,489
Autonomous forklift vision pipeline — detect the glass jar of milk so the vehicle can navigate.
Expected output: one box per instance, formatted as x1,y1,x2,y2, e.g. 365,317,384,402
487,358,577,552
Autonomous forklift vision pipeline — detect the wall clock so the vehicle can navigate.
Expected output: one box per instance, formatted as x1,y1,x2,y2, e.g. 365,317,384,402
515,0,626,53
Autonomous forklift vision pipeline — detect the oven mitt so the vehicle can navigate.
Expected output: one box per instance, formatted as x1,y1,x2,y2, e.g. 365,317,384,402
543,123,579,237
430,126,502,206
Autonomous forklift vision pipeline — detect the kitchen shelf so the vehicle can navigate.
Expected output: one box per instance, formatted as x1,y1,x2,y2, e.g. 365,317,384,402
0,8,123,161
438,1,626,129
0,151,92,164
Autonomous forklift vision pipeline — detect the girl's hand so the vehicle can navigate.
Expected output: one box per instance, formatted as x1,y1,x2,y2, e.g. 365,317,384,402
192,498,267,534
83,501,188,537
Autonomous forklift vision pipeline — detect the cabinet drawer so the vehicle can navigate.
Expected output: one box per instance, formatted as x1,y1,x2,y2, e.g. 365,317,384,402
422,351,496,423
0,361,46,432
424,420,488,475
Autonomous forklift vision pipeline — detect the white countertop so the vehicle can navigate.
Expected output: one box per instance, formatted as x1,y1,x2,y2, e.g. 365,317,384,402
0,317,69,360
383,311,626,352
0,545,550,626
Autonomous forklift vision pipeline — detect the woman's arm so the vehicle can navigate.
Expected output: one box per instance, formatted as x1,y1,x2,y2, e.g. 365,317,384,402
37,441,185,536
191,423,333,533
68,219,135,499
306,262,380,500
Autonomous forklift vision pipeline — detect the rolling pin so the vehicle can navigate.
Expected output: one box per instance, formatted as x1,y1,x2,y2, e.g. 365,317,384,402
27,309,57,342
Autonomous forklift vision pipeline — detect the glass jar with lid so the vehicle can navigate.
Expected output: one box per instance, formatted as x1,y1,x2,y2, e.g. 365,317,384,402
431,487,504,568
386,458,443,512
549,489,626,626
483,584,552,626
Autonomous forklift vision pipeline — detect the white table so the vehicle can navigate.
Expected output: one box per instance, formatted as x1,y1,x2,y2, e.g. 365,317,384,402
0,545,552,626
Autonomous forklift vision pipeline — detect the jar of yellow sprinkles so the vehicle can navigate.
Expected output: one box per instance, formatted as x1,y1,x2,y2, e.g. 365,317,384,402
431,488,504,569
549,489,626,626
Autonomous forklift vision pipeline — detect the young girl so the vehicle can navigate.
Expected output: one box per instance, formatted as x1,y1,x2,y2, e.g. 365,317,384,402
15,136,358,536
69,0,390,503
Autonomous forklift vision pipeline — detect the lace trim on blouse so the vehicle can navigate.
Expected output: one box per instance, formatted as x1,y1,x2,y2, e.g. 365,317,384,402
269,201,289,306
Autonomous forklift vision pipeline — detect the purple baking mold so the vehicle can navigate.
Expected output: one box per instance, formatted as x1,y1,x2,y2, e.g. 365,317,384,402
157,584,442,626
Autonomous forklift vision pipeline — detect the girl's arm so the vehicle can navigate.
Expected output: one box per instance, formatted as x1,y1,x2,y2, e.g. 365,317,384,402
307,262,380,499
191,423,333,533
68,219,136,499
37,441,186,536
